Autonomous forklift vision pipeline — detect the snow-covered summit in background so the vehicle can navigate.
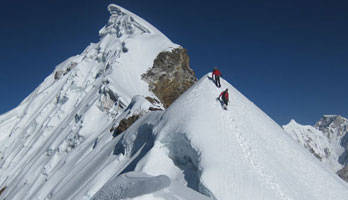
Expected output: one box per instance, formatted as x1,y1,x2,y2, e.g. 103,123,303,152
283,120,333,162
283,115,348,181
1,3,348,200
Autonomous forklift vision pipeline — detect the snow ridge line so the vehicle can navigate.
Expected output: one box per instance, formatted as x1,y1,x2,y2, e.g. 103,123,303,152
207,77,292,200
223,107,292,200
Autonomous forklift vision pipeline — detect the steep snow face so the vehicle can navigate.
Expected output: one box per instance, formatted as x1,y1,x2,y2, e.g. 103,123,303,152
0,4,178,200
283,116,348,172
130,75,348,200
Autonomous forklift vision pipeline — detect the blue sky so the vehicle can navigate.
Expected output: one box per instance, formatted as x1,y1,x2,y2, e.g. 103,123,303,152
0,0,347,125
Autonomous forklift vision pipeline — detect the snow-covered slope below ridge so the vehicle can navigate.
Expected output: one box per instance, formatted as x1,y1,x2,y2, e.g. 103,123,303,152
92,75,348,200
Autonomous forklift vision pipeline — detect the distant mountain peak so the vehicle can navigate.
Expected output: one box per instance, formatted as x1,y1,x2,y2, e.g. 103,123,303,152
315,115,348,140
283,115,348,182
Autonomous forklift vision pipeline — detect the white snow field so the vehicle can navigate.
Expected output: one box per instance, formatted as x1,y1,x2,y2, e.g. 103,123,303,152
1,3,348,200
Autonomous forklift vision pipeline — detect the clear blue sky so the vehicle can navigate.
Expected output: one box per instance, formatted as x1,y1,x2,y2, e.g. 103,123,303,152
0,0,347,125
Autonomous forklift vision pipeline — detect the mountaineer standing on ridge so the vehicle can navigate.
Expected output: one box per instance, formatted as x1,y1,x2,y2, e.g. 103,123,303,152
212,67,222,88
218,88,229,110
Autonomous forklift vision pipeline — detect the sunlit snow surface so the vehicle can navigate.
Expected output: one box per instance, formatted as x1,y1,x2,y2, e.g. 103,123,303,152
1,3,348,200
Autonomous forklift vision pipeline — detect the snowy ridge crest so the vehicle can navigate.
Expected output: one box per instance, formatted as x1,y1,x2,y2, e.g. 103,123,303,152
99,4,151,38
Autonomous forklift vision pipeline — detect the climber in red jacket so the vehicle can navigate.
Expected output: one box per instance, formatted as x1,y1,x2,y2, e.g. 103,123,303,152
218,88,229,109
212,67,222,88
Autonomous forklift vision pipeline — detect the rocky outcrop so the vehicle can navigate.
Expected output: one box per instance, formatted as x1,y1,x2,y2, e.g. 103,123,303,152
0,187,6,196
337,166,348,182
315,115,348,142
142,48,197,108
315,115,348,166
54,62,78,80
111,115,140,137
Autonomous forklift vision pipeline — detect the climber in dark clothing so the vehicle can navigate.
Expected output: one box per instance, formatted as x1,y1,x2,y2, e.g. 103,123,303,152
218,88,229,109
212,67,222,88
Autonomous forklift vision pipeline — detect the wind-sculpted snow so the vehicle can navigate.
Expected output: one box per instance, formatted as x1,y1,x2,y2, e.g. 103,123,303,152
93,172,211,200
93,172,170,199
99,4,151,38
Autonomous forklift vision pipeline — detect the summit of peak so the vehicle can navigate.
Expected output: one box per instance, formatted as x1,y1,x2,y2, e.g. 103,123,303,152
99,4,151,38
289,119,298,124
107,4,123,15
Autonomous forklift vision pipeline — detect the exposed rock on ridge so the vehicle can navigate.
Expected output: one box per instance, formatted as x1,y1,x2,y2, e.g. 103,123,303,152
142,48,197,108
111,115,141,136
337,166,348,182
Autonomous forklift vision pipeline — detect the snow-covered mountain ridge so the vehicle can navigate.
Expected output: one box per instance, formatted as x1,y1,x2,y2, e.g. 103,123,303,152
0,4,197,199
89,75,348,200
283,115,348,181
1,3,348,200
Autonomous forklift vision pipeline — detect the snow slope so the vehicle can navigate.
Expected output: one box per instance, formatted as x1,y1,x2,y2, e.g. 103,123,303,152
93,172,211,200
125,75,348,200
1,3,348,200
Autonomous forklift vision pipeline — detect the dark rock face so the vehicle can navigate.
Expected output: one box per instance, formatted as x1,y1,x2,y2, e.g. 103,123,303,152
142,48,197,108
0,187,6,196
54,62,78,80
111,115,141,137
337,166,348,182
